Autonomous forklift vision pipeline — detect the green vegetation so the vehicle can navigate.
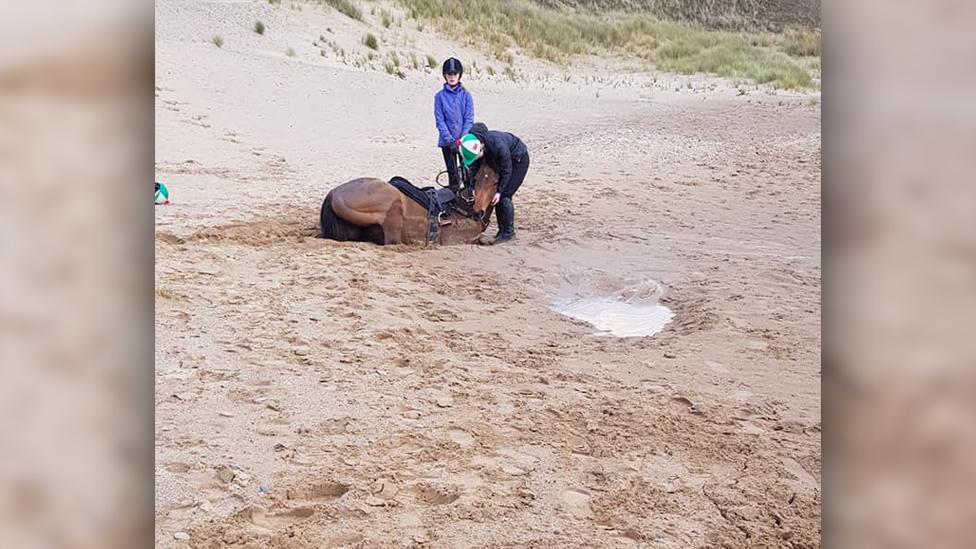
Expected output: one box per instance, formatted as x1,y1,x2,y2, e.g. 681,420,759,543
363,33,379,50
381,9,393,28
385,61,397,74
321,0,362,21
426,54,438,68
397,0,817,89
254,20,266,35
285,47,297,57
782,27,821,57
211,35,224,48
658,38,812,89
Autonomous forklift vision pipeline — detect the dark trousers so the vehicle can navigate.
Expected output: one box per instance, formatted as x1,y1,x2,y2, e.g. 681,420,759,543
441,146,461,188
502,153,530,198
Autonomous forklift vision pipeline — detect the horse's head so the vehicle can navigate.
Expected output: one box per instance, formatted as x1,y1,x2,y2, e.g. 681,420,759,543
470,164,498,225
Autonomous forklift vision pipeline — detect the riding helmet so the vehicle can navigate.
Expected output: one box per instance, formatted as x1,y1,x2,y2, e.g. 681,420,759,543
442,57,463,78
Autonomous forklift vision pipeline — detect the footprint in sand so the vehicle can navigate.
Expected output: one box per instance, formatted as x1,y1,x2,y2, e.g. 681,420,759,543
370,478,399,500
412,482,461,505
286,481,351,501
246,506,315,530
323,532,366,547
566,435,592,456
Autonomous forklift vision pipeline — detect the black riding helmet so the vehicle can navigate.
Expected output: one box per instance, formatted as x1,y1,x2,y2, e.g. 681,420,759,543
442,57,463,79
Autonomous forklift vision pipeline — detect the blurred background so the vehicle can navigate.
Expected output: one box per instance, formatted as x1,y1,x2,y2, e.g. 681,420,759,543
0,0,973,547
0,2,153,548
825,1,976,547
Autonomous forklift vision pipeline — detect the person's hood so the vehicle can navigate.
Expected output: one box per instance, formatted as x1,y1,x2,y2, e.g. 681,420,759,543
468,121,488,141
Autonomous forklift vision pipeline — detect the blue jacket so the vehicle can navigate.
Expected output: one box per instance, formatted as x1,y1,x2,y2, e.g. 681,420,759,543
434,83,474,147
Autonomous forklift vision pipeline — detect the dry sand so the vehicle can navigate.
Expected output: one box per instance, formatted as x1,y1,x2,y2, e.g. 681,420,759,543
155,1,821,547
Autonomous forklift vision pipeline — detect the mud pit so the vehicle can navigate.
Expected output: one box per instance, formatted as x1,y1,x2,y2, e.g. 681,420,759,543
552,297,674,338
155,1,821,546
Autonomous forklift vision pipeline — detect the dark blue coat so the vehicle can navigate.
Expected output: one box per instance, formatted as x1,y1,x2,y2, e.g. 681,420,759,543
468,122,528,197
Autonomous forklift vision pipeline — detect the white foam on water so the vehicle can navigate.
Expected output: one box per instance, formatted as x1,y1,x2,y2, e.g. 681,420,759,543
551,297,674,338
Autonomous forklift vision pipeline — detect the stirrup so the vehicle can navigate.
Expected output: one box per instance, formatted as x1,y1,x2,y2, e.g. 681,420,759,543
438,211,453,226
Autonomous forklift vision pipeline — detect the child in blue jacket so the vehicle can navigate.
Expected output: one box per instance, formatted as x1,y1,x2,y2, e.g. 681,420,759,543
434,57,474,192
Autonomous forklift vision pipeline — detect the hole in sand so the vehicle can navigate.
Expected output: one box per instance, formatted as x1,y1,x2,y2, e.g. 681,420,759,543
286,481,351,501
413,482,461,505
547,277,674,338
552,297,673,337
247,506,315,529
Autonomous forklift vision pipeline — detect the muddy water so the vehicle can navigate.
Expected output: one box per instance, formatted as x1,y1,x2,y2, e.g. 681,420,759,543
551,296,673,337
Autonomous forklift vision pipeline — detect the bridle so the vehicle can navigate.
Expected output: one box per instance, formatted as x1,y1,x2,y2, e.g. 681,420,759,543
434,151,492,227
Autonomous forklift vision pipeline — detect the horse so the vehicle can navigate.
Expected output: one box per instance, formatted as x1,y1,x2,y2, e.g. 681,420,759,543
319,166,499,245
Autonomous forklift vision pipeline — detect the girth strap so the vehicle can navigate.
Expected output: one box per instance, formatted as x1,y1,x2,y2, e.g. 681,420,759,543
424,188,443,245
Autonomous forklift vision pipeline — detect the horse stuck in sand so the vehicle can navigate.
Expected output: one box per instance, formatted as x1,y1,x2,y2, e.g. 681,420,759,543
320,166,498,245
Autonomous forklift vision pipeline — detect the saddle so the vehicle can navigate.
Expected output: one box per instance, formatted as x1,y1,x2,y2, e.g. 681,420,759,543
389,176,474,244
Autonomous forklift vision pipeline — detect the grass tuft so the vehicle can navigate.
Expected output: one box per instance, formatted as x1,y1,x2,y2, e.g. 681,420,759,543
322,0,362,21
426,54,438,69
363,33,379,50
254,20,266,35
286,47,297,57
211,35,224,48
156,287,176,300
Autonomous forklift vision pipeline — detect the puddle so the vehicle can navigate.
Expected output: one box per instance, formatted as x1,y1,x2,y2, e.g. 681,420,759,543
552,297,674,338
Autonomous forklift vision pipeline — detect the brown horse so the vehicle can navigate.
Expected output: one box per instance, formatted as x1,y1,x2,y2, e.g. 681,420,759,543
319,166,499,245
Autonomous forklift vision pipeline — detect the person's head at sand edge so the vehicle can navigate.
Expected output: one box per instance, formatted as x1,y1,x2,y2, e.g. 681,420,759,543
443,57,463,88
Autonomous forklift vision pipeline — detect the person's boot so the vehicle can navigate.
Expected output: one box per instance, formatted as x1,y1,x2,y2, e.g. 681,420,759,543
447,158,462,195
492,197,516,244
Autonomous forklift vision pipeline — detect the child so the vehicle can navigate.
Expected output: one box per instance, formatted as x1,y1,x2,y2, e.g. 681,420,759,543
434,57,474,192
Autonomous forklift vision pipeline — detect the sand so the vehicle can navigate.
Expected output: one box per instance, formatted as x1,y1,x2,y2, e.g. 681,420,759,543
155,1,821,547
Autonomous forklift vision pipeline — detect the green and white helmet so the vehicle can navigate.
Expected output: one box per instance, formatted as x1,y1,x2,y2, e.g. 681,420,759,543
459,133,482,167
